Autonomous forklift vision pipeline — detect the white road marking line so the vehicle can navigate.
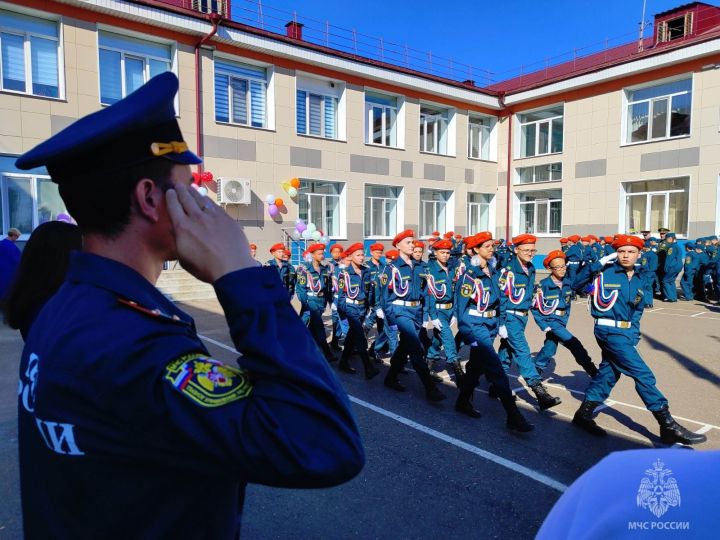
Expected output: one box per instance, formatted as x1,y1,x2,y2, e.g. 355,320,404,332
645,308,664,313
511,386,526,394
594,399,616,412
695,424,713,435
348,395,568,493
691,311,706,318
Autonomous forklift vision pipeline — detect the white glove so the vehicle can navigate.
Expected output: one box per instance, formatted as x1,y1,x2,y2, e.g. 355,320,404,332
376,308,384,319
331,303,338,312
498,325,509,339
543,327,551,333
432,318,442,330
599,252,618,266
450,316,457,327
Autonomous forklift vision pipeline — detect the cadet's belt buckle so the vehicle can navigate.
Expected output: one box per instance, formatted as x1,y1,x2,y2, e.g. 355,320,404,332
618,321,631,329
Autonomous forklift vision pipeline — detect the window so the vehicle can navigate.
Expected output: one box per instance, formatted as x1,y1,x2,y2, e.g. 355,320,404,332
298,180,343,238
657,12,693,43
364,184,401,238
420,105,450,155
624,177,689,236
0,9,60,98
420,188,452,236
468,115,492,160
215,59,267,128
365,92,398,147
297,89,337,139
516,163,562,184
518,105,563,157
0,174,67,237
517,189,562,235
625,78,691,143
98,31,172,106
467,193,492,235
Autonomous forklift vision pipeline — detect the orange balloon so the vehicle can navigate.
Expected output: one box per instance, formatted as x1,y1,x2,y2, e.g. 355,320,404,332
275,198,284,207
290,178,300,188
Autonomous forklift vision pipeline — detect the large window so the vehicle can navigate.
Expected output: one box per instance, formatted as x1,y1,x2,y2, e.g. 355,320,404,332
99,31,172,105
420,105,450,155
624,177,689,236
364,184,401,238
625,78,691,144
0,9,60,98
518,105,563,158
297,89,337,139
467,193,492,235
215,59,267,128
517,189,562,235
516,162,562,184
299,180,343,238
0,173,66,237
468,115,492,160
420,188,452,236
365,92,398,147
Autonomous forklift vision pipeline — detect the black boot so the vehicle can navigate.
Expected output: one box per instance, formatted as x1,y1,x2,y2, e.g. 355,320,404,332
572,401,606,436
530,383,561,410
330,337,342,352
565,337,597,378
489,383,516,401
367,347,382,364
451,362,465,388
418,369,447,402
323,343,338,363
338,355,357,374
384,364,406,392
582,362,599,378
455,387,481,418
500,395,534,432
360,351,380,380
652,406,707,445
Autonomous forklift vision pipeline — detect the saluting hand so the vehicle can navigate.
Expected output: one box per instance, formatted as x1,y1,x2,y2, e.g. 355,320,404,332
166,184,256,283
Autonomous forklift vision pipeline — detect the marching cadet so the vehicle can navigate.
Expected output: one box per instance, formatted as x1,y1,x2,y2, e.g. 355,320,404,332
639,240,659,308
679,242,699,301
424,239,463,385
372,250,399,357
328,243,345,351
559,238,568,252
13,72,363,538
382,230,446,402
296,243,337,363
532,250,598,378
337,244,380,379
265,243,294,298
249,242,257,260
571,235,706,445
363,243,388,361
453,232,533,431
497,234,563,410
412,240,427,266
282,249,297,297
660,232,683,302
565,234,584,284
693,240,710,301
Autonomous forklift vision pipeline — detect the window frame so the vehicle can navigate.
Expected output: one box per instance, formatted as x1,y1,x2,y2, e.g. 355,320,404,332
298,179,346,240
0,172,66,239
419,104,451,156
467,114,493,161
419,188,454,237
515,189,563,236
365,91,401,148
516,104,564,159
515,162,563,185
621,177,690,236
0,7,63,99
466,192,494,236
363,183,403,239
296,89,338,140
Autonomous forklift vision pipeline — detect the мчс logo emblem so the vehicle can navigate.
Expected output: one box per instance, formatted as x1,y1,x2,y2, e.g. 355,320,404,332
636,459,681,518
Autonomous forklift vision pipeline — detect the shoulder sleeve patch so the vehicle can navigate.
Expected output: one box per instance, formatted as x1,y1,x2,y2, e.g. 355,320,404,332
164,354,252,407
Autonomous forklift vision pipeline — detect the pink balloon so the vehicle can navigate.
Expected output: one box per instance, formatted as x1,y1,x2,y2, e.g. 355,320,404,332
268,204,279,217
296,221,307,233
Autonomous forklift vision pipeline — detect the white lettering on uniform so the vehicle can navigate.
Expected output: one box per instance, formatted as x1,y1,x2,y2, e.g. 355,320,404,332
21,353,39,413
35,418,84,456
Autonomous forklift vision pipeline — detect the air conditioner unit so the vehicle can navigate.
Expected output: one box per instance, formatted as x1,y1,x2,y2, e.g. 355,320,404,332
217,178,252,205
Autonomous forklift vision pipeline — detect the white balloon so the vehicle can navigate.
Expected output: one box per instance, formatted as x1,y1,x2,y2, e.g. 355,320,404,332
265,194,276,205
306,222,317,233
287,187,298,198
301,229,312,239
311,230,322,240
290,230,301,240
191,184,200,191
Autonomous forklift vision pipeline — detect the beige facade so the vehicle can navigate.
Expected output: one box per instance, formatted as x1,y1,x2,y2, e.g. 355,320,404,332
1,0,719,260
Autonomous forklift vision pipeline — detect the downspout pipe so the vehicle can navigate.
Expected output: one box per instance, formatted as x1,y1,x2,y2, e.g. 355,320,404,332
499,92,512,242
194,12,222,172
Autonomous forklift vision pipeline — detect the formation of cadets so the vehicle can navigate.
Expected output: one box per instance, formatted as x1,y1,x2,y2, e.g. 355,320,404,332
257,228,710,445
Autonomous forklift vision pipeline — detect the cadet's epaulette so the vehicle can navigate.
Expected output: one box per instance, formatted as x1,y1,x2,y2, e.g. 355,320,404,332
117,297,192,327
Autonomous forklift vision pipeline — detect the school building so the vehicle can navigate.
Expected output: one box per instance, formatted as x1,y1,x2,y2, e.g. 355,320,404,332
2,0,720,260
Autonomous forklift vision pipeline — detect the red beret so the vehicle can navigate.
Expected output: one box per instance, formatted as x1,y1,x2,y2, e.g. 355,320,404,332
283,250,291,257
385,249,399,260
269,242,285,253
307,243,326,253
543,249,566,268
392,229,415,246
466,231,493,249
604,236,614,243
493,239,502,245
443,231,455,239
454,234,463,239
249,243,257,249
369,243,384,252
611,235,644,251
345,242,364,256
413,241,425,249
512,234,537,246
581,235,592,242
432,239,453,250
559,238,568,244
567,234,581,243
589,235,599,242
329,243,344,253
431,231,441,237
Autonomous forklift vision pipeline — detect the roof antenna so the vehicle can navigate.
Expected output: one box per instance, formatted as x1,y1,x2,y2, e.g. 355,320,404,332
638,0,648,52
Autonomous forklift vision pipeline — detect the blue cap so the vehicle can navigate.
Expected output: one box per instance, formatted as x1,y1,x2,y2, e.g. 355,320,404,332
665,232,676,239
16,72,200,181
686,242,696,250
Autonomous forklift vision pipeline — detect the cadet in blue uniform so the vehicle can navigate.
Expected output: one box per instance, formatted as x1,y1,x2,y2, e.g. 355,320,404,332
382,229,446,401
424,239,463,385
639,240,658,307
453,232,533,431
326,243,346,351
571,235,706,445
14,73,364,539
660,232,683,302
265,242,294,298
363,243,387,361
679,242,698,301
693,240,710,300
296,243,337,363
497,234,562,410
373,249,400,357
281,248,297,297
337,244,380,379
564,234,584,285
532,250,598,378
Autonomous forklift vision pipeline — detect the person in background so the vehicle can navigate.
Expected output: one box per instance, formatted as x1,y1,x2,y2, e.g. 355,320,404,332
693,240,710,301
328,243,345,352
639,240,659,308
281,248,296,297
364,243,389,362
0,227,22,305
4,222,82,340
265,243,294,298
564,234,583,285
412,240,426,266
559,237,568,252
249,243,257,260
679,242,698,301
660,232,683,302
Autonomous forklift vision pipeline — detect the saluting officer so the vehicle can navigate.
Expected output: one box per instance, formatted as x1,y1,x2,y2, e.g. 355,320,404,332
497,234,563,410
265,242,294,298
337,244,380,379
532,250,598,378
13,73,363,538
571,235,706,445
453,232,533,431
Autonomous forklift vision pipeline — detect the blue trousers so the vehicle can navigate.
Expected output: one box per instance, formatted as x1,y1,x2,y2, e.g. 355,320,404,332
300,299,329,353
458,319,512,399
427,308,459,363
680,269,696,300
642,276,655,307
497,313,542,386
534,320,593,372
585,327,668,411
331,297,344,341
364,309,397,354
342,305,369,357
388,306,431,377
662,271,680,301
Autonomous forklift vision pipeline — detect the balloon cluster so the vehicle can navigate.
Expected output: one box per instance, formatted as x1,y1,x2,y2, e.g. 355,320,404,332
281,177,301,198
292,218,329,243
265,194,284,217
191,170,213,196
